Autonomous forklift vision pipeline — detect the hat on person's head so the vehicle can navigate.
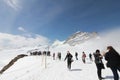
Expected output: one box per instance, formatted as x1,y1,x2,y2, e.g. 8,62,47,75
107,46,113,50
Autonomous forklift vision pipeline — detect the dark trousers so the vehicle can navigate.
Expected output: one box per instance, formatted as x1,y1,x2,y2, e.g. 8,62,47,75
110,66,120,80
67,61,71,69
75,56,78,60
96,64,102,78
82,58,86,63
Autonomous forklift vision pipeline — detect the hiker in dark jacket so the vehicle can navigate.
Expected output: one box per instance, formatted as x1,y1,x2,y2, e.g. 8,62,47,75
104,46,120,80
94,49,105,80
64,51,73,70
58,52,61,60
53,53,55,60
89,53,93,61
75,52,78,60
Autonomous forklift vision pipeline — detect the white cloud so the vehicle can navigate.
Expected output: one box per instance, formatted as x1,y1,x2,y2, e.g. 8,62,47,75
4,0,21,11
18,27,26,32
18,27,42,38
0,33,49,49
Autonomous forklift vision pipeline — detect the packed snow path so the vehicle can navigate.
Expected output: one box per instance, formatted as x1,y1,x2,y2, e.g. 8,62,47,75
0,56,115,80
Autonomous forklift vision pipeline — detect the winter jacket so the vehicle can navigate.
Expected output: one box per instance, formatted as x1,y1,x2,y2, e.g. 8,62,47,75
105,51,120,67
64,53,73,62
94,53,105,69
94,53,103,64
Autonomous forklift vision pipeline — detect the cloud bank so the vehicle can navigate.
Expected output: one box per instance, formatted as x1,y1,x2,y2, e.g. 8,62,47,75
0,33,49,50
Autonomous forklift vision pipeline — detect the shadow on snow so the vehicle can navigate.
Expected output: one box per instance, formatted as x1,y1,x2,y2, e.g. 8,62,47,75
105,76,114,79
70,69,82,71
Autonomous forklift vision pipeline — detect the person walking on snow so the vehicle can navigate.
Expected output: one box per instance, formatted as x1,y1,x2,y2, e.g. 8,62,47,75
104,46,120,80
93,49,105,80
89,53,93,61
53,53,55,60
75,52,78,60
64,51,73,70
82,52,86,63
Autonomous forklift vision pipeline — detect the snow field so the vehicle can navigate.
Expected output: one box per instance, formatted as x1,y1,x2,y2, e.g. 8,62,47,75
0,55,116,80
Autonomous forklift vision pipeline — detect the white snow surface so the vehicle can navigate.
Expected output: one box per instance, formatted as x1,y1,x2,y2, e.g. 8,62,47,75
0,55,114,80
0,28,120,80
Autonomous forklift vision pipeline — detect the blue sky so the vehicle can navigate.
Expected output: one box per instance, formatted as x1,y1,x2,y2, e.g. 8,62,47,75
0,0,120,41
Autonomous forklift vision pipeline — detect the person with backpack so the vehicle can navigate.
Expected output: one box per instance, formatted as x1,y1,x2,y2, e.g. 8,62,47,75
93,49,105,80
104,46,120,80
64,51,73,70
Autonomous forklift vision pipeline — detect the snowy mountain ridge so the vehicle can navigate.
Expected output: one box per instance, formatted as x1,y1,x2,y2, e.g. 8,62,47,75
51,40,65,48
64,31,98,46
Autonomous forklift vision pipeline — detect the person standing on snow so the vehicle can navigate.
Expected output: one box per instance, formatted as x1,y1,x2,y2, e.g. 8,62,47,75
82,52,86,63
53,53,55,60
93,49,105,80
104,46,120,80
64,51,73,70
89,53,93,61
75,52,78,60
58,52,61,60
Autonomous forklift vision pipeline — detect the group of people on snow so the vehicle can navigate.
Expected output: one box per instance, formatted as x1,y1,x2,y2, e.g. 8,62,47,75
52,52,61,60
54,46,120,80
93,46,120,80
29,50,51,56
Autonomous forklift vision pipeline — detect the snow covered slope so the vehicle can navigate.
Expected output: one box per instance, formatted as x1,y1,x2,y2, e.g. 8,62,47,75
64,31,98,46
51,40,65,48
0,56,113,80
0,28,120,80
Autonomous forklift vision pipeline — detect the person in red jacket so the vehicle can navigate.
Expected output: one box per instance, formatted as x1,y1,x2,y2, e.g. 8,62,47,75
82,52,86,63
